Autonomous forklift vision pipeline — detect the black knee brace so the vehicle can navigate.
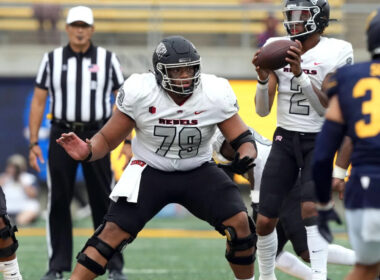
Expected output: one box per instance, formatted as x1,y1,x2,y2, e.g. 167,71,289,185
0,215,18,258
76,223,133,275
223,216,257,265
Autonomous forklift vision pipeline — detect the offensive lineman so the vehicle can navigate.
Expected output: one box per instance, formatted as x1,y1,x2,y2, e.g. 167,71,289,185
57,36,257,280
251,0,353,279
0,188,22,279
213,128,356,280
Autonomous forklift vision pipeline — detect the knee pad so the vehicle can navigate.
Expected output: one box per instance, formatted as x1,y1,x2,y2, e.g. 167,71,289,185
223,216,257,265
76,223,133,276
0,215,18,258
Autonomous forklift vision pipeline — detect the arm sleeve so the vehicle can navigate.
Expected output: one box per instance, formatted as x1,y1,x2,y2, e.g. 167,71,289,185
35,53,50,90
111,53,125,91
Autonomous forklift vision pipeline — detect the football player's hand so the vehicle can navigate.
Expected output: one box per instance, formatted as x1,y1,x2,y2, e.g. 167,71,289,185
29,144,44,173
317,207,342,243
332,178,345,200
252,49,270,81
218,152,255,175
118,142,133,170
56,132,91,161
286,39,303,77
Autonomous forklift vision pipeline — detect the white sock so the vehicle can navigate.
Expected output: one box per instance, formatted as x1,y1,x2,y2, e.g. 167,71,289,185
235,276,255,280
257,230,277,280
305,225,328,280
327,244,356,265
0,258,22,280
276,251,312,280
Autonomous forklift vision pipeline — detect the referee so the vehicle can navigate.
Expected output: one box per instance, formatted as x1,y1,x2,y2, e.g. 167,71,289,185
28,6,128,280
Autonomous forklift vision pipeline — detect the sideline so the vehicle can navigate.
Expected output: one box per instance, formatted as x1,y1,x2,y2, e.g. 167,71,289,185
17,228,348,240
17,228,223,238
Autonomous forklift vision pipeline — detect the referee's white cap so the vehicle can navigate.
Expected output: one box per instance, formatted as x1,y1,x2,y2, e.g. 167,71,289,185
66,6,94,25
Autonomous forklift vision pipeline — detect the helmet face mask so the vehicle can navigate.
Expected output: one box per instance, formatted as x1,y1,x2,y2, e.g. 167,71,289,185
283,0,330,41
153,36,201,96
156,60,200,96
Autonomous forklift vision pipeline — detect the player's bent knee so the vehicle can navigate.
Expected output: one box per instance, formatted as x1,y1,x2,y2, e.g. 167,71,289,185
256,214,276,236
301,201,318,219
0,215,18,258
77,222,134,276
222,216,256,265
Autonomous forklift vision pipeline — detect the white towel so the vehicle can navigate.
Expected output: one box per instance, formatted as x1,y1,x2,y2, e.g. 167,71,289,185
109,158,147,203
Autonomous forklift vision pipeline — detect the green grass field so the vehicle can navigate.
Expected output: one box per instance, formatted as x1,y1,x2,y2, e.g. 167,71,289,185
15,213,352,280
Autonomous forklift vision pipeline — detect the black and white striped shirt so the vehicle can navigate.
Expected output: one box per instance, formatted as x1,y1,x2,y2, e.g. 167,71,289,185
35,43,124,122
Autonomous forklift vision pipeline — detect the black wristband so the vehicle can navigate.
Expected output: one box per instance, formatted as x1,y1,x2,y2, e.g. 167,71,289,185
29,141,39,150
257,77,269,85
124,139,132,145
82,151,92,162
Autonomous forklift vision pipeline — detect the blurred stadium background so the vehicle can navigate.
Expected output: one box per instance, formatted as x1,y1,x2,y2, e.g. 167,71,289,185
0,0,377,278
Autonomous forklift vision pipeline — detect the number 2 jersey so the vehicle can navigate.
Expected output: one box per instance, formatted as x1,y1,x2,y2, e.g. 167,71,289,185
267,36,353,133
116,72,239,171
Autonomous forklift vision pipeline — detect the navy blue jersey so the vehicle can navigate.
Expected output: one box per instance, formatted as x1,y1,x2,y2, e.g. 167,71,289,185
327,60,380,170
327,60,380,209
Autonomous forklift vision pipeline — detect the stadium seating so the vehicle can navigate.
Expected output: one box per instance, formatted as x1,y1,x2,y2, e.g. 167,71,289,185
0,0,345,46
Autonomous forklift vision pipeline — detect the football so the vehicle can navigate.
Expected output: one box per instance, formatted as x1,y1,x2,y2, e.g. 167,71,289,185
254,39,299,70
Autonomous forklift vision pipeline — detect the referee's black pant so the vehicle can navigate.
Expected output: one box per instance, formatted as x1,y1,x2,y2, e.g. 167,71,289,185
47,124,124,272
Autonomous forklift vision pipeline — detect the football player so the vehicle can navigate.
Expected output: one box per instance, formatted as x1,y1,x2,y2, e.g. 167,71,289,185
57,36,257,280
0,188,22,279
214,128,355,280
313,7,380,280
251,0,354,279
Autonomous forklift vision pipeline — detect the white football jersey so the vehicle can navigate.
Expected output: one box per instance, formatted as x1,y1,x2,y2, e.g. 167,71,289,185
266,36,353,132
211,127,272,203
117,72,239,171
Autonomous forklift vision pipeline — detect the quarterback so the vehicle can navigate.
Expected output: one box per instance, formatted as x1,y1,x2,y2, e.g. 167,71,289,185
57,36,257,280
213,128,356,280
251,0,353,279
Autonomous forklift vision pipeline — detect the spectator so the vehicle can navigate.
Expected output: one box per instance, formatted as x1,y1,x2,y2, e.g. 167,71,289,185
257,14,279,47
32,3,61,44
0,154,40,226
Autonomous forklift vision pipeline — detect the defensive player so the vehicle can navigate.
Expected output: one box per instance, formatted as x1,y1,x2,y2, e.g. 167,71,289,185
0,188,22,279
313,8,380,280
214,128,355,279
252,0,353,279
57,36,257,280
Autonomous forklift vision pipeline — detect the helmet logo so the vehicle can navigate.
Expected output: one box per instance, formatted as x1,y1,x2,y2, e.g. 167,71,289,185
155,42,167,60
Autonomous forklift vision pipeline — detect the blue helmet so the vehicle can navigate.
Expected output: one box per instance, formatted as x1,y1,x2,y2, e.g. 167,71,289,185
366,8,380,58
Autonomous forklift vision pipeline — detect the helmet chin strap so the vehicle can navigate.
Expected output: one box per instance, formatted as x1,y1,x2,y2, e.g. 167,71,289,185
291,33,309,42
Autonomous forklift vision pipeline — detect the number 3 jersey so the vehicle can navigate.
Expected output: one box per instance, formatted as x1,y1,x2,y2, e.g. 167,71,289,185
267,36,353,133
116,72,239,171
